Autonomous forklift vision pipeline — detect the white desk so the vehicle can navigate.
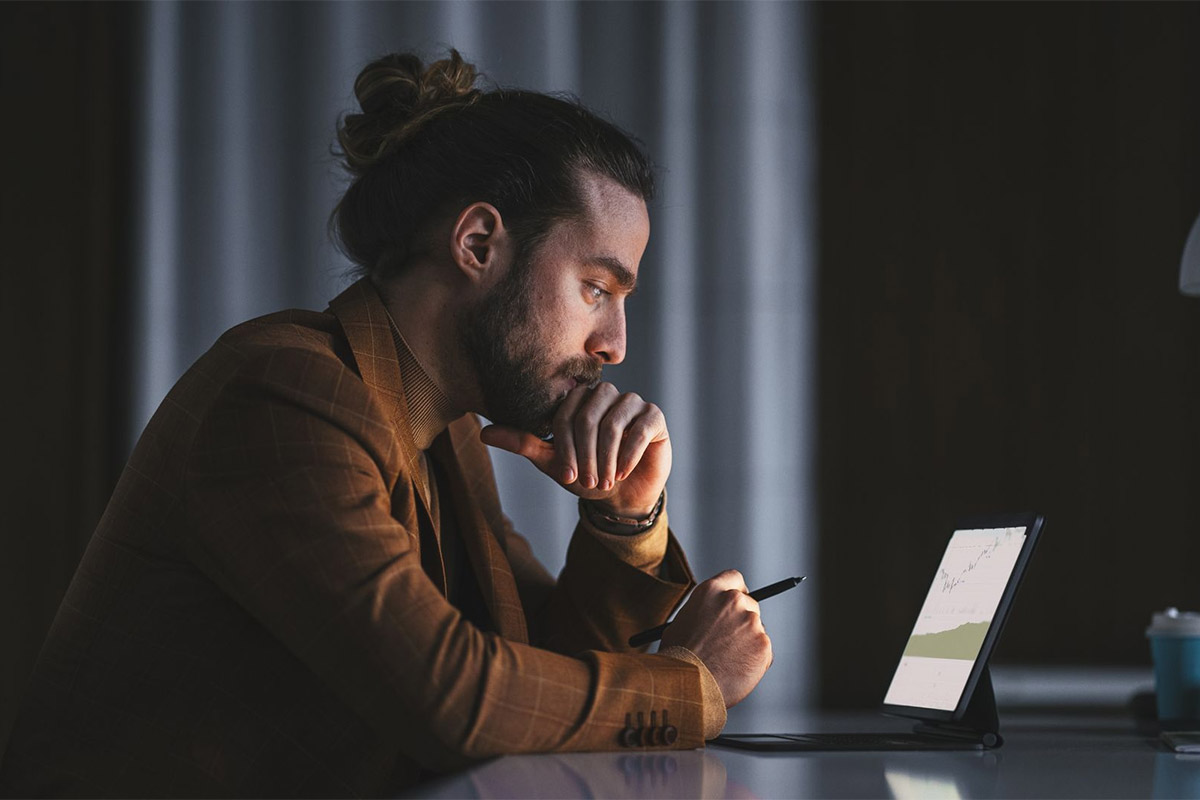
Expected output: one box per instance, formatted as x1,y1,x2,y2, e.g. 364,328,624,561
401,666,1180,798
400,710,1180,796
401,709,1188,798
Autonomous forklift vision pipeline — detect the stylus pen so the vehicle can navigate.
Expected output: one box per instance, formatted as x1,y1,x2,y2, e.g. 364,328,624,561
628,576,806,648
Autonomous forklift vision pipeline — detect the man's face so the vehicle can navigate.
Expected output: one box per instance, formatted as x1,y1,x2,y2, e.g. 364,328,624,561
460,174,650,436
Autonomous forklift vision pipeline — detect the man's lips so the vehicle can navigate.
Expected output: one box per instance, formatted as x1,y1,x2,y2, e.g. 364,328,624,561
559,373,600,399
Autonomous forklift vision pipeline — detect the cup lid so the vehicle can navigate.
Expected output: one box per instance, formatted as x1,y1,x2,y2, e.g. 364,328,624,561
1147,608,1200,636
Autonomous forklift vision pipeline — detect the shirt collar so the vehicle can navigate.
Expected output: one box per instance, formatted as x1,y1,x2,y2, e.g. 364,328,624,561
383,308,461,450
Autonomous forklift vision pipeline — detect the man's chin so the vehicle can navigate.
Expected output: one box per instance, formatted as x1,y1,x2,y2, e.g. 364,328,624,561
485,404,556,441
525,413,556,441
494,419,554,441
482,380,565,440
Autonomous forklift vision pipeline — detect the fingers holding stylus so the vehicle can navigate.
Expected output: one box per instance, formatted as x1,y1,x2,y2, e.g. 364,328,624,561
660,570,773,708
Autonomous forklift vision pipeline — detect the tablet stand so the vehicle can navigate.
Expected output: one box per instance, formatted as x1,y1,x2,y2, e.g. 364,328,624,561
910,666,1003,748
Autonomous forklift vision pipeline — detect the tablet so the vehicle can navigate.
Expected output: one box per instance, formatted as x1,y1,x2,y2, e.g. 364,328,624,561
713,512,1044,751
881,512,1044,724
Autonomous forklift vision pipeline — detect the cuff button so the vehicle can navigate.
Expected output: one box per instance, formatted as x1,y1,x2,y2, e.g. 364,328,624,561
662,710,678,745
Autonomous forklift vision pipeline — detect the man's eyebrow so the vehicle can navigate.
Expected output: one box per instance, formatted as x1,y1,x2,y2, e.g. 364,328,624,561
586,255,638,293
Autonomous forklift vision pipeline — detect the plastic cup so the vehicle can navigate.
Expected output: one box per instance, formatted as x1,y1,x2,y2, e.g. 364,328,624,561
1147,608,1200,723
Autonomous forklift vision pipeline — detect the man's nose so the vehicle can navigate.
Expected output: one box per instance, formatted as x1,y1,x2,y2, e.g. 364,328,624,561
587,309,626,365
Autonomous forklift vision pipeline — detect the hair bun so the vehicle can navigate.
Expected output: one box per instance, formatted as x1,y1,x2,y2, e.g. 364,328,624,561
338,50,481,175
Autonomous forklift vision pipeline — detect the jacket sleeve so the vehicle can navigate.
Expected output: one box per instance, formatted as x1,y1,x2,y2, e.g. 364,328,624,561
514,516,697,656
444,414,697,656
179,347,709,772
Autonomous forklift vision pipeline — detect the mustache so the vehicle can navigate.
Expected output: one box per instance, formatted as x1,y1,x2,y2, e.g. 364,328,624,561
537,357,604,441
560,356,603,388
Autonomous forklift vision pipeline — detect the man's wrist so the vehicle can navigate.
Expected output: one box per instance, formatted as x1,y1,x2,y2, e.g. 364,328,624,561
582,491,665,535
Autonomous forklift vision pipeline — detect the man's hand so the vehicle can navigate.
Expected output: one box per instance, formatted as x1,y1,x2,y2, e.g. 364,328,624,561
660,570,773,708
479,382,670,518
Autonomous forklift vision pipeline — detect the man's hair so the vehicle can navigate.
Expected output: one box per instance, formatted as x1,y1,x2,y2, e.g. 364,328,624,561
332,50,655,280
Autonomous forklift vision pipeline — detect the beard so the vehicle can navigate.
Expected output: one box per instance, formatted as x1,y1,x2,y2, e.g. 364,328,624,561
459,255,602,438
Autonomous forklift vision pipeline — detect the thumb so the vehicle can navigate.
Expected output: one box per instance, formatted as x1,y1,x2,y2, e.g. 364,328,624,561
480,424,556,473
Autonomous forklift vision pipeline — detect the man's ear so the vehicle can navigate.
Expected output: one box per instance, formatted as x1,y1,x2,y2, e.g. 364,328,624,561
449,202,511,284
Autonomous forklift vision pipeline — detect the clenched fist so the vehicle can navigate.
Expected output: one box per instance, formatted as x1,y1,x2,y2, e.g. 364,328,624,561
660,570,773,708
480,381,670,519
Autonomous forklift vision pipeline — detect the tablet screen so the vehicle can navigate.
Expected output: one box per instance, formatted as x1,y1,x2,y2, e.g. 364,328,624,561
882,525,1027,711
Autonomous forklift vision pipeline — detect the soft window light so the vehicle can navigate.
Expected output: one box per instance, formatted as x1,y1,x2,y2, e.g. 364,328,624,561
1182,212,1200,297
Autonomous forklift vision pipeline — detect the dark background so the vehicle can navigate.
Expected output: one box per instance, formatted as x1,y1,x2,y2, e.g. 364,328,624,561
1,1,140,757
2,1,1199,754
814,2,1200,706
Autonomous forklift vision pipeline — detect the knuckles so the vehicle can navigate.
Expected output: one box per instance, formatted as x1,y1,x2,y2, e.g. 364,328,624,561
601,415,624,436
719,588,746,605
712,569,744,586
557,385,668,442
626,418,652,441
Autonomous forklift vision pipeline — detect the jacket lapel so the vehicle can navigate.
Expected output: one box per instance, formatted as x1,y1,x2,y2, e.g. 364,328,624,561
329,278,526,641
432,424,529,644
327,279,444,591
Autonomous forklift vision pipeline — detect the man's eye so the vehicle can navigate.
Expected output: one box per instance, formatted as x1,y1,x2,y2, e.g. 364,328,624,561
586,284,608,302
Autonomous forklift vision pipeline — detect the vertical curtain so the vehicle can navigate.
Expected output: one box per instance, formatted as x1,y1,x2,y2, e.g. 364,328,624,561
132,0,817,711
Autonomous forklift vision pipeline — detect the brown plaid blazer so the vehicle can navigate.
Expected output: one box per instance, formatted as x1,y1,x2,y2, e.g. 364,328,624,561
0,279,706,797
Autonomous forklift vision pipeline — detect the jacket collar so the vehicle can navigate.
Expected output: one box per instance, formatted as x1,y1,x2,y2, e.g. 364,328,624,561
327,277,529,644
327,278,423,478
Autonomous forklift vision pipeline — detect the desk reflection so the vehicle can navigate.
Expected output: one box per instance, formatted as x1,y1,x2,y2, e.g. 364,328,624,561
403,710,1156,799
407,750,754,799
882,752,999,800
1154,752,1200,799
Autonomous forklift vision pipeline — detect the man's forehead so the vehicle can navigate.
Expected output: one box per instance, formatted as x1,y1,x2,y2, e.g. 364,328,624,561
570,173,649,279
577,170,642,208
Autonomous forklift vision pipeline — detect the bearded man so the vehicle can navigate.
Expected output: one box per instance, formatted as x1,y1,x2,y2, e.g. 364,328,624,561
0,51,772,797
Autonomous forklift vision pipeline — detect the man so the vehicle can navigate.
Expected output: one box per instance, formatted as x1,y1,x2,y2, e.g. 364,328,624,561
0,51,771,796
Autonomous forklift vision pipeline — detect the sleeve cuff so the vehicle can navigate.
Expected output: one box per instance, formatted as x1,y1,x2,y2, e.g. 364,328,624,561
656,645,727,740
579,506,669,574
